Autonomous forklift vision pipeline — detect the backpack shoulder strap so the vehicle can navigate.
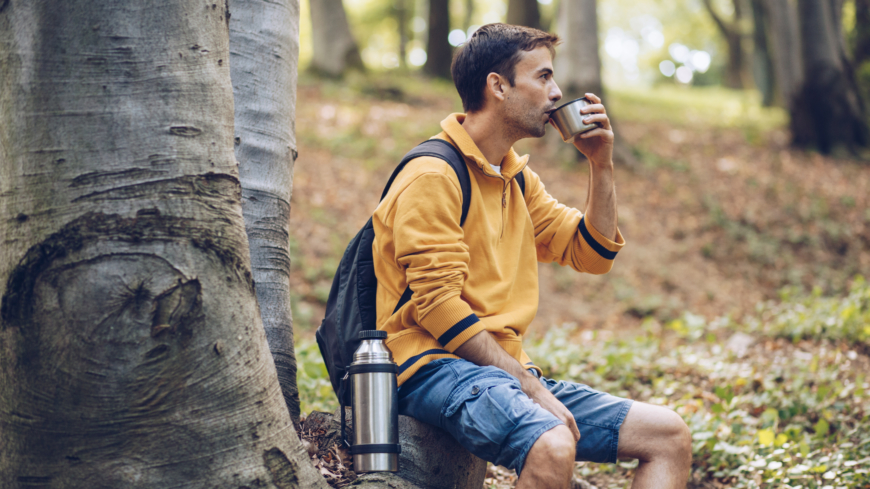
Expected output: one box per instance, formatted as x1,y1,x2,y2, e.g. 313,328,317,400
380,139,472,226
516,168,526,197
386,139,471,314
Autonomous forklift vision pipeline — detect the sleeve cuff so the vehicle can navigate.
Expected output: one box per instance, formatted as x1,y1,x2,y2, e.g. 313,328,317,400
419,296,486,352
579,216,625,259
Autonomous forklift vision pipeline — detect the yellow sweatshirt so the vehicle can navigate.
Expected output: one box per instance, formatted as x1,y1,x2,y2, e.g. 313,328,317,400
372,114,625,385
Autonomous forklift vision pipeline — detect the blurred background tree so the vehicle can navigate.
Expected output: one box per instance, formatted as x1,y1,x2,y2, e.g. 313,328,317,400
506,0,541,30
790,0,868,154
309,0,365,76
297,0,869,153
701,0,753,90
425,0,453,78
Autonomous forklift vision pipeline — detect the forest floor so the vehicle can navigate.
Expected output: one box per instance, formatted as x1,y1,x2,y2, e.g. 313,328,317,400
288,72,870,489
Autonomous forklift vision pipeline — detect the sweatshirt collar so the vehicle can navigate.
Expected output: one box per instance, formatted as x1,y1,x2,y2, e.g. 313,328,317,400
438,113,529,180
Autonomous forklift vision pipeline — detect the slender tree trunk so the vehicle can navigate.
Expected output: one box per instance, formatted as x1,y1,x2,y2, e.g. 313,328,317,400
506,0,541,30
555,0,602,98
751,0,776,105
0,1,327,486
790,0,869,153
463,0,474,30
763,0,803,107
425,0,453,79
855,0,870,66
554,0,638,167
397,0,409,69
230,0,303,425
702,0,752,89
309,0,364,76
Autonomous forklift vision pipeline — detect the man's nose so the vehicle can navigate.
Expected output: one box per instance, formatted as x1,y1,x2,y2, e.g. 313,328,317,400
550,81,562,103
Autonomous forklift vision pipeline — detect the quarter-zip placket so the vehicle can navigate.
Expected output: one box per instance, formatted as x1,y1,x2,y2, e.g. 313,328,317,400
482,162,529,240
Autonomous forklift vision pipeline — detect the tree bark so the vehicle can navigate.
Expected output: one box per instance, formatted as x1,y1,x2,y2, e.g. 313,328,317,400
424,0,453,79
309,0,365,76
763,0,803,107
554,0,602,98
0,1,326,487
554,0,638,168
855,0,870,66
750,0,776,105
230,0,303,425
463,0,474,31
506,0,541,30
790,0,869,154
702,0,752,89
396,0,409,69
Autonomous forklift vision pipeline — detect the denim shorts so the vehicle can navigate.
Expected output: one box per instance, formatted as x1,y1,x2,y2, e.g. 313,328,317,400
397,358,633,475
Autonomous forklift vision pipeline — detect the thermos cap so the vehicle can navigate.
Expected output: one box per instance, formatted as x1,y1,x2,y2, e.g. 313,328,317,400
359,330,388,340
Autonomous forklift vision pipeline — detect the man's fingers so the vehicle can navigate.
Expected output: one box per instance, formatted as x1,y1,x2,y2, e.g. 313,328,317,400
585,93,601,104
580,103,606,114
565,415,581,442
581,113,610,127
578,128,613,139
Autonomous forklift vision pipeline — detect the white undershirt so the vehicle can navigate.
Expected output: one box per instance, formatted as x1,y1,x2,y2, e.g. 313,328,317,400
490,164,501,174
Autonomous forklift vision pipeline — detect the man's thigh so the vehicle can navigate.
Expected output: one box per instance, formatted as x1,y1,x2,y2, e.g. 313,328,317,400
397,358,561,473
539,376,634,464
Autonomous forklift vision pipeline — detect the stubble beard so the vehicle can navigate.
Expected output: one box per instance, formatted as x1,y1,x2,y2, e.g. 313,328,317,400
503,96,549,140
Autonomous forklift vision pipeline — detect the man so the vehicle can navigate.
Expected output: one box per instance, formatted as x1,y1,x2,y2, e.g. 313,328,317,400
371,24,692,489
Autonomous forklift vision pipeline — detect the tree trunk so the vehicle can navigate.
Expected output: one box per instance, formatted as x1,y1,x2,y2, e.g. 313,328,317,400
855,0,870,66
506,0,541,30
0,1,327,487
463,0,474,31
554,0,638,168
397,0,409,69
751,0,775,105
763,0,803,107
554,0,602,98
702,0,752,89
309,0,365,76
230,0,303,425
424,0,453,79
790,0,869,153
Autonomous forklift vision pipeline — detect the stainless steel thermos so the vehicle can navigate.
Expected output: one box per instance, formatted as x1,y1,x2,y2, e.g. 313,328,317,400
348,330,400,472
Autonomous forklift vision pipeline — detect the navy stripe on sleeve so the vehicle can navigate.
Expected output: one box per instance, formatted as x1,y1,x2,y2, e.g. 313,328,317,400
578,216,618,260
437,313,480,347
398,349,450,375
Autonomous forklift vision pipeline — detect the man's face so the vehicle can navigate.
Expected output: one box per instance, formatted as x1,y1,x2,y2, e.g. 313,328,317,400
500,46,563,139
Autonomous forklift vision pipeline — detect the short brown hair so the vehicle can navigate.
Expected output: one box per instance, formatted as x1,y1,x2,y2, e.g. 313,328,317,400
451,23,561,113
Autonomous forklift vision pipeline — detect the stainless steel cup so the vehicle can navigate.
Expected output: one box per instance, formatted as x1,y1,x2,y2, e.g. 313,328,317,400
350,330,399,472
549,97,599,142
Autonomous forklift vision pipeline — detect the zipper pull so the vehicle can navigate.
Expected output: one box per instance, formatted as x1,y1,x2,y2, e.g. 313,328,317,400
502,193,507,208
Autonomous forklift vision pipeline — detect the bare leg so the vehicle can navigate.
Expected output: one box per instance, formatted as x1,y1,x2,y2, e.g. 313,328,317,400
516,424,576,489
617,402,692,489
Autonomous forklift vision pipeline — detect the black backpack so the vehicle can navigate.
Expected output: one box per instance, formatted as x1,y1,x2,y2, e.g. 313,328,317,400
315,139,525,406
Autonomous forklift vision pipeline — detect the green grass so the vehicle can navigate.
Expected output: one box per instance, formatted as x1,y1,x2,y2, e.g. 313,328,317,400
297,279,870,488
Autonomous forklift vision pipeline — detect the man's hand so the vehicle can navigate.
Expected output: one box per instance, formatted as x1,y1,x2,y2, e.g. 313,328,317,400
519,374,581,442
572,92,614,168
454,331,581,442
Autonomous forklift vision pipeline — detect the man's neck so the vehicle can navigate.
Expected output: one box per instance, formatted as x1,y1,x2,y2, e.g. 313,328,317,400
461,110,518,168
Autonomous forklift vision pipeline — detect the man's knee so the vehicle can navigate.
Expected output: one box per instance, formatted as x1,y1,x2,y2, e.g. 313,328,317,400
618,402,692,463
530,424,576,464
662,409,692,458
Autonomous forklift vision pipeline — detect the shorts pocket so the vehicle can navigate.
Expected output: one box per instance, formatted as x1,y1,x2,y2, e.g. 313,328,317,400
442,373,517,418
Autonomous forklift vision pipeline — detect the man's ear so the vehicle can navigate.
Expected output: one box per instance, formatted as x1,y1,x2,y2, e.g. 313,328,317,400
486,72,507,102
